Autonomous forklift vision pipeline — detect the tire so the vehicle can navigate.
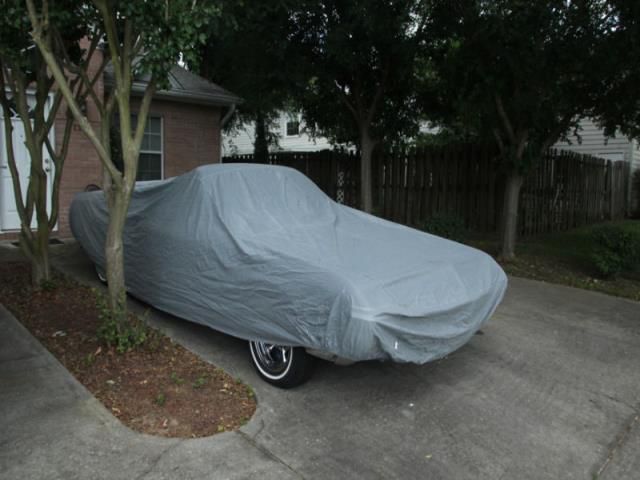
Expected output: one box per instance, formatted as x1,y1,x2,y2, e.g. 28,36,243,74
249,341,314,388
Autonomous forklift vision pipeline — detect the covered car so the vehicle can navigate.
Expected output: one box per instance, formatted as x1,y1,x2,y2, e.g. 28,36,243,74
70,164,507,387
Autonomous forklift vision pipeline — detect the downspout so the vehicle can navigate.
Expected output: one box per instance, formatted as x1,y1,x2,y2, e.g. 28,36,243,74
221,103,236,127
220,103,236,162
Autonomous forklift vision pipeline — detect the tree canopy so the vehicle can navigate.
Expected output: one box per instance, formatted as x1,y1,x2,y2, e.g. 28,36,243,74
427,0,614,258
0,0,88,286
199,1,303,160
27,0,217,329
291,0,428,211
589,1,640,140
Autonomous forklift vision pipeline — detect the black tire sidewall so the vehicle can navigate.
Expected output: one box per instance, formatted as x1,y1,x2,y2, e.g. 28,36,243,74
249,342,313,389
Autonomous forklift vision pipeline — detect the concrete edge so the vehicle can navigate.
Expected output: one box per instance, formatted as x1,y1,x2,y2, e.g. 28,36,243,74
0,299,266,445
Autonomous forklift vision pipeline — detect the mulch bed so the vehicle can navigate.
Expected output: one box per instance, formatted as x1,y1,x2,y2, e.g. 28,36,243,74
0,262,256,438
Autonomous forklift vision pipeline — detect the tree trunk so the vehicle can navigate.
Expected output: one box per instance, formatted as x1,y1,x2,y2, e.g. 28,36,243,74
104,188,130,321
254,111,269,164
18,142,53,289
32,145,51,286
30,224,51,287
499,171,524,260
360,128,376,213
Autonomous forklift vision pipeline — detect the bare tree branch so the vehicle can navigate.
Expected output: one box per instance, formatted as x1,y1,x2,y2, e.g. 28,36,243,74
26,0,122,186
334,80,358,119
366,61,390,126
0,62,31,238
492,128,506,156
494,94,516,143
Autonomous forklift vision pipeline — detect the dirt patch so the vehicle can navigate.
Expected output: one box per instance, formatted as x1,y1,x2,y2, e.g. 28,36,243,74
0,262,256,438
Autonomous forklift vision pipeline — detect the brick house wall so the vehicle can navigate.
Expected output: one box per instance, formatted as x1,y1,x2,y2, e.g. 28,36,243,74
129,97,222,179
1,47,224,241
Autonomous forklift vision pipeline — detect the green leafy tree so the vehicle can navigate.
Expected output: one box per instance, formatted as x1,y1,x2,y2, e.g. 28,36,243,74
27,0,218,322
429,0,612,259
590,2,640,140
199,1,302,162
0,0,88,287
587,2,640,214
292,0,427,212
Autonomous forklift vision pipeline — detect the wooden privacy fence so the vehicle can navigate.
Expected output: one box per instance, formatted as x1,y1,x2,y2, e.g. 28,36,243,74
374,145,500,232
519,149,629,235
223,146,630,237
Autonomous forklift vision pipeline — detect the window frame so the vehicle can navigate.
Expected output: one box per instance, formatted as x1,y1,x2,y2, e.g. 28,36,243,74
285,115,301,137
137,114,164,181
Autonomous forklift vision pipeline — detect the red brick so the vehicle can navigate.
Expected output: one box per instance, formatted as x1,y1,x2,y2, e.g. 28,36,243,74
1,44,223,241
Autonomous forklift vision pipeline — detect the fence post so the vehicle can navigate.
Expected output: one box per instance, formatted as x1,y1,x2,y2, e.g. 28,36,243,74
607,160,614,220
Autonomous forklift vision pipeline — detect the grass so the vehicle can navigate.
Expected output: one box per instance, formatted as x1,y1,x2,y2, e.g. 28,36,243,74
467,220,640,302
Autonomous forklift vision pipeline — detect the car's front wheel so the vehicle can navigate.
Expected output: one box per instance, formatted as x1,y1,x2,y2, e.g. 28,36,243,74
249,341,313,388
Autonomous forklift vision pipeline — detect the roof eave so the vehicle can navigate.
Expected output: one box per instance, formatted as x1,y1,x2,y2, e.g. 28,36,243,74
104,81,243,107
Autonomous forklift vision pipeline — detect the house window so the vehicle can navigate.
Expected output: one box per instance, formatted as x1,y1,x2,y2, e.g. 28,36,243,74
133,114,163,181
286,119,300,136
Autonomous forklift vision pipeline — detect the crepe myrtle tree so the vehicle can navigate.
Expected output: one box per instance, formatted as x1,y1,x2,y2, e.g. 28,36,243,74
26,0,218,319
292,0,427,213
0,1,89,287
429,0,612,259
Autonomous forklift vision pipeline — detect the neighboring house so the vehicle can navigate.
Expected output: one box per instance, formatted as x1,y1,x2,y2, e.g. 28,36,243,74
0,50,240,241
222,112,445,156
223,111,333,156
553,119,640,212
225,112,639,207
554,118,640,170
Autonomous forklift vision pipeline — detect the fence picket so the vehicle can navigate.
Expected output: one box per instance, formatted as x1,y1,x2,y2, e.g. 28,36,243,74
223,146,630,236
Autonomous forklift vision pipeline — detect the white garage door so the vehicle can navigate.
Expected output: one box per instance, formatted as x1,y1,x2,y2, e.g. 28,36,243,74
0,94,54,232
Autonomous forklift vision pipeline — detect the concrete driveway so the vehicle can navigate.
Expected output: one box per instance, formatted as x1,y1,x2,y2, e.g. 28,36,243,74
1,242,639,479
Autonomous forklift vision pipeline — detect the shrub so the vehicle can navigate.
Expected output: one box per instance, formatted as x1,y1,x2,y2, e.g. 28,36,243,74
420,213,466,242
591,225,640,278
95,290,149,353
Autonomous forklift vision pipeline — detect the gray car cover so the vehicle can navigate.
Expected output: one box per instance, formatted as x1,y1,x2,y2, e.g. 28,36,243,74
70,163,507,363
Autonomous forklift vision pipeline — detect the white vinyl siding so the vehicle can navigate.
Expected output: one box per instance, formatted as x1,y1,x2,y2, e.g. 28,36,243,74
222,111,333,156
633,139,640,173
554,118,634,166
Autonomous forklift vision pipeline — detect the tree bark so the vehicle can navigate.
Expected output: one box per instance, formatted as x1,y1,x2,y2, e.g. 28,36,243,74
30,142,51,287
499,171,524,260
104,187,129,318
254,111,269,163
360,127,376,213
1,83,54,288
30,222,51,287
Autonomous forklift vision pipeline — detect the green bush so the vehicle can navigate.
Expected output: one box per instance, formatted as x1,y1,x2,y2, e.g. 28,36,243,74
591,225,640,278
420,213,466,242
95,290,148,353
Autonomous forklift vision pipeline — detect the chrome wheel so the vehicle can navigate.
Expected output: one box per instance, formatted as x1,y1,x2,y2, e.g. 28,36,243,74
249,341,314,388
250,341,293,379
